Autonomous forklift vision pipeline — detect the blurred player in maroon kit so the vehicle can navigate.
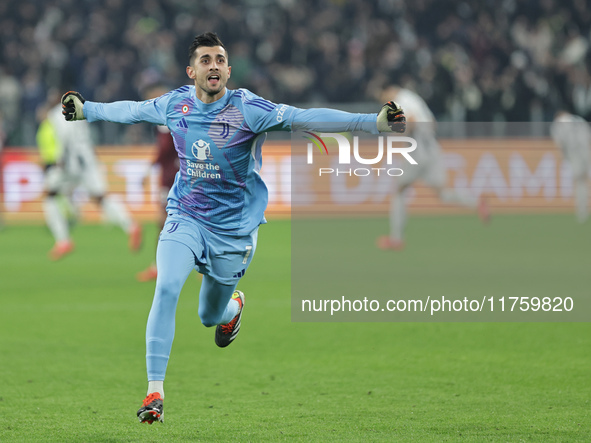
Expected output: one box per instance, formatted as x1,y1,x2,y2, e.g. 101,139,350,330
137,84,179,282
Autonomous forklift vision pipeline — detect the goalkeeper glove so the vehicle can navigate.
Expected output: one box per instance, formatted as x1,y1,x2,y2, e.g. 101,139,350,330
61,91,86,121
377,100,406,133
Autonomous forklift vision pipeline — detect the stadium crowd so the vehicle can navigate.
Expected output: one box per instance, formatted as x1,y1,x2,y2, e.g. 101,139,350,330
1,0,590,145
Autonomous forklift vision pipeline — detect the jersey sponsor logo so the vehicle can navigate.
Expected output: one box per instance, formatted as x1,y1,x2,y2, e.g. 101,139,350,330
186,139,221,179
192,139,211,160
276,104,288,122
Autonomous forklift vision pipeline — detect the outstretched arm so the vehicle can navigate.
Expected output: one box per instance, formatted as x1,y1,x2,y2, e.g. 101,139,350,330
291,101,405,134
244,95,406,135
61,91,168,125
291,108,380,134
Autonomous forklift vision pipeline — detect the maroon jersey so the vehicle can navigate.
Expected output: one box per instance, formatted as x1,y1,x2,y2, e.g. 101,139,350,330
154,126,178,189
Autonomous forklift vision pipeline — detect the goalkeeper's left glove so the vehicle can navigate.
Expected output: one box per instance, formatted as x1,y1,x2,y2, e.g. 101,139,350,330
377,100,406,133
61,91,86,121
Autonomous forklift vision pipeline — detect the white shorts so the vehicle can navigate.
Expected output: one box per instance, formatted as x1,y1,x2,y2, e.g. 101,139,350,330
561,147,590,179
44,164,106,197
398,136,445,189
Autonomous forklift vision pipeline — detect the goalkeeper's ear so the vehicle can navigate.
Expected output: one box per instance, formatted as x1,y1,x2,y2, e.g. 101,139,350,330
377,100,406,133
61,91,86,121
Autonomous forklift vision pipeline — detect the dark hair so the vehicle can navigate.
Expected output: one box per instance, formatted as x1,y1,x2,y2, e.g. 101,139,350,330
188,32,227,64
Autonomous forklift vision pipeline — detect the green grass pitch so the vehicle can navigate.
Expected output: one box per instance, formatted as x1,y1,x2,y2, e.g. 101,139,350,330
0,215,589,442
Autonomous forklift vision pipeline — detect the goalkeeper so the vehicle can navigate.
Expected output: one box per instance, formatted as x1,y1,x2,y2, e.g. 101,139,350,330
61,31,405,424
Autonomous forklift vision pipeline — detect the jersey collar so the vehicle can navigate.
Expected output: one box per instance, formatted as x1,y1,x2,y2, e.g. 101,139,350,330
192,87,231,113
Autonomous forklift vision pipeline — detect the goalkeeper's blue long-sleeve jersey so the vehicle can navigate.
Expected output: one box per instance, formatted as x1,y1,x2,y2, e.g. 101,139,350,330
84,86,378,235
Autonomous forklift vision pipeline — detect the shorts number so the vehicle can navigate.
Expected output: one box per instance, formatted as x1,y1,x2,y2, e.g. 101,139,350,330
242,245,252,264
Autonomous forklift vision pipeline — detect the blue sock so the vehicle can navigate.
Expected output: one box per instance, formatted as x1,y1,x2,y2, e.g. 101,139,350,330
146,240,195,381
198,275,238,327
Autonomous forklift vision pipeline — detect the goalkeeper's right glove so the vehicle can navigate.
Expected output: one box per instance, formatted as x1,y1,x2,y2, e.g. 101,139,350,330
61,91,86,121
376,100,406,133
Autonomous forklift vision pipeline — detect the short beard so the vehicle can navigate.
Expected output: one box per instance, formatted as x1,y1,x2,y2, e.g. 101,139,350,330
200,83,224,96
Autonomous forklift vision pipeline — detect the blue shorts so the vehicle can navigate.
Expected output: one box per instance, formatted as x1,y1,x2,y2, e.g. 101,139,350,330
159,213,258,285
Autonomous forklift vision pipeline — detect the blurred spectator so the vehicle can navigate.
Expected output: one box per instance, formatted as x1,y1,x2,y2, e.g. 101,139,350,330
1,0,590,145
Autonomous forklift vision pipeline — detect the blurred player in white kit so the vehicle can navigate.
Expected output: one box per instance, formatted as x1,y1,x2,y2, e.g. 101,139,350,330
36,92,142,260
376,85,489,250
550,110,591,223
